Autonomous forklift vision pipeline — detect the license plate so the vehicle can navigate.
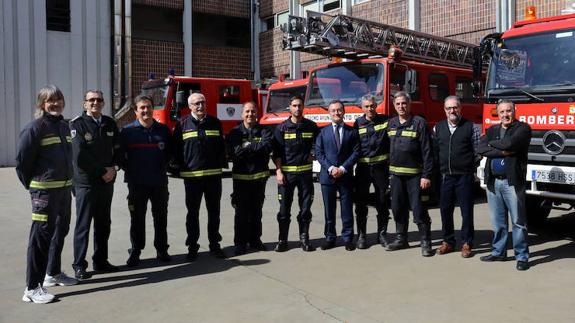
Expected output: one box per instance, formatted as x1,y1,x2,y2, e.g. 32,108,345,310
531,170,575,184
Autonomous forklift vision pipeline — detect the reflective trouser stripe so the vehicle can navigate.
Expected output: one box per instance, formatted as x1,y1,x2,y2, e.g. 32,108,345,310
281,163,312,173
358,154,389,164
40,137,61,146
232,171,269,180
180,168,223,178
389,165,422,174
29,180,73,189
32,213,48,222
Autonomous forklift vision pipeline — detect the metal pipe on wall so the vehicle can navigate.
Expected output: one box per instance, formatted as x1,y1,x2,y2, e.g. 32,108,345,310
124,0,132,104
113,0,123,111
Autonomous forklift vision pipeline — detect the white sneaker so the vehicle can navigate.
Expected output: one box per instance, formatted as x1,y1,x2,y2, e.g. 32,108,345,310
44,272,78,287
22,285,55,304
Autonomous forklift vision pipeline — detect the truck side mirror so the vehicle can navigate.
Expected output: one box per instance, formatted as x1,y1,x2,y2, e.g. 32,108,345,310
404,70,417,94
472,81,482,98
171,91,187,121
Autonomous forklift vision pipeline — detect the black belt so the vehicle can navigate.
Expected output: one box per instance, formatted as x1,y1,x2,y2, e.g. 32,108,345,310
493,174,506,180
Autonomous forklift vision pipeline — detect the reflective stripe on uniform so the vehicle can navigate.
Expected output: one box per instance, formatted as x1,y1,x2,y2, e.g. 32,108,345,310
358,153,389,164
205,130,220,136
284,133,296,139
32,213,48,222
301,132,314,138
40,137,62,146
232,170,269,181
29,180,73,189
374,122,388,131
182,131,198,139
180,168,223,178
401,131,417,137
358,128,367,135
65,136,72,143
281,163,312,173
388,130,397,136
389,165,422,174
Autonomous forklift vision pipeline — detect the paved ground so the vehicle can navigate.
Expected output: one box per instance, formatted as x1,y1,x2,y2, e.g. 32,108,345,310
0,167,574,323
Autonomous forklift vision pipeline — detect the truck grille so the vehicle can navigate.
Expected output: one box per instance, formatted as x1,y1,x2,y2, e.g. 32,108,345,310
528,130,575,165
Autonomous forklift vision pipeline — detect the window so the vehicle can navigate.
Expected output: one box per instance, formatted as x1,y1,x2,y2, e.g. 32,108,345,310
277,11,289,28
193,14,250,48
323,0,341,12
389,67,420,101
302,1,320,17
219,85,241,104
353,0,370,4
46,0,70,32
132,5,182,42
428,73,449,102
455,78,474,102
263,16,274,31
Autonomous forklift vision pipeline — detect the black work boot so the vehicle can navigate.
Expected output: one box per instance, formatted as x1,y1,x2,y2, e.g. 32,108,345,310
377,214,390,247
275,221,290,252
386,223,409,251
418,223,434,257
299,223,315,252
126,248,141,267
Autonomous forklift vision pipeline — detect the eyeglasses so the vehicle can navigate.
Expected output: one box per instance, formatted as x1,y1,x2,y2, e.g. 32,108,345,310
444,106,460,111
191,101,205,106
86,98,104,103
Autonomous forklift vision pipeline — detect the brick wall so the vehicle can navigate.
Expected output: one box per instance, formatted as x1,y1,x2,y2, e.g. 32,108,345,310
192,45,252,79
352,0,409,28
516,0,565,20
133,0,183,10
260,0,289,18
260,28,290,78
421,0,495,45
193,0,250,18
131,38,185,97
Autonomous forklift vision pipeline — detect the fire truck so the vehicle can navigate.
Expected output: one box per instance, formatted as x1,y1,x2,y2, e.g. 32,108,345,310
141,76,267,134
259,78,308,129
281,11,483,129
474,5,575,223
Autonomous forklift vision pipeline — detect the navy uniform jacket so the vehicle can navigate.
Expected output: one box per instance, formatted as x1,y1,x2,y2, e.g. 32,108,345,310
69,112,121,186
226,122,273,179
388,115,433,179
119,120,172,187
272,117,319,170
354,114,390,165
315,123,360,185
172,114,227,177
16,113,73,190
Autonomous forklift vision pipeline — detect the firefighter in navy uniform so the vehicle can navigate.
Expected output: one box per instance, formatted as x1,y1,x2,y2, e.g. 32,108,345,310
272,96,319,252
70,90,122,279
173,92,227,261
17,85,77,304
353,94,391,249
226,101,273,256
386,91,434,257
120,95,173,267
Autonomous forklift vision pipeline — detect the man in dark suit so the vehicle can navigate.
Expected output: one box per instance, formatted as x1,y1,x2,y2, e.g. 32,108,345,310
315,100,360,251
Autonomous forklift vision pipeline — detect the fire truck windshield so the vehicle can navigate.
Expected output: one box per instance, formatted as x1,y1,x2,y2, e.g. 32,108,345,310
306,63,384,107
140,79,169,109
487,28,575,96
267,85,307,114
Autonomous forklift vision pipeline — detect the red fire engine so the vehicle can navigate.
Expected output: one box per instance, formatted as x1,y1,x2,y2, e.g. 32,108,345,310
474,4,575,223
280,11,483,129
141,76,267,134
259,78,308,128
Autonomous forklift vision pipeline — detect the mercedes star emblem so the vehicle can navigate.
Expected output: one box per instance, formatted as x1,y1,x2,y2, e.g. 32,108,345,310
542,130,566,155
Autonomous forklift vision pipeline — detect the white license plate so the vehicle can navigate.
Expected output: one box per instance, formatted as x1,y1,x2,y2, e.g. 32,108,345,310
531,169,575,184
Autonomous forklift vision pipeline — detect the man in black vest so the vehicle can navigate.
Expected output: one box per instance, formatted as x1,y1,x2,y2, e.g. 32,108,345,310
432,96,480,258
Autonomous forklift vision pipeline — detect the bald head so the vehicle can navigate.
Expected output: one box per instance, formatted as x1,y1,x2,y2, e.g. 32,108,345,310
188,92,207,119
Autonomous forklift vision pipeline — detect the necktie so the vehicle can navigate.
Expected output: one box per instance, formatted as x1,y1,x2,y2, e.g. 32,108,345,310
334,124,341,150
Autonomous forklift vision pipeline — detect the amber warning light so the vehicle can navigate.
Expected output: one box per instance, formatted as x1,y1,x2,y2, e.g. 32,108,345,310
525,6,537,20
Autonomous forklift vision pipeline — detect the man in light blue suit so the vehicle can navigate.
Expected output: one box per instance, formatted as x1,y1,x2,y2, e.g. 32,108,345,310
315,100,361,251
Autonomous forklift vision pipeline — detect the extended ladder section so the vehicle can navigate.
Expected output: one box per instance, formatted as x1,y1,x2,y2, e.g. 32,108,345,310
282,11,478,69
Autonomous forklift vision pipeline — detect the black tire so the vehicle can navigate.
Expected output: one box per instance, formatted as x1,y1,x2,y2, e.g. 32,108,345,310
526,197,551,226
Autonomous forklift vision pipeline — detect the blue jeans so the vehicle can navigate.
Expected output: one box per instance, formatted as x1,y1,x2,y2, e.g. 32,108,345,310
486,178,529,262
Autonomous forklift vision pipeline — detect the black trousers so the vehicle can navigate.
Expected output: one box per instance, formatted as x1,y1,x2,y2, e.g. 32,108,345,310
127,184,169,252
321,182,354,243
390,174,431,233
184,176,222,249
27,187,71,289
439,174,475,246
276,172,314,225
73,183,114,270
354,163,390,233
231,178,267,246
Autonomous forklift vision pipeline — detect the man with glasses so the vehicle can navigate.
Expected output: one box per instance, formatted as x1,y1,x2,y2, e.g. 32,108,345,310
173,92,227,261
70,90,121,279
353,94,391,249
432,96,480,258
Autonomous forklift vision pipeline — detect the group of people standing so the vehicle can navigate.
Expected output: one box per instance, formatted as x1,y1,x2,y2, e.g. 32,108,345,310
16,84,532,305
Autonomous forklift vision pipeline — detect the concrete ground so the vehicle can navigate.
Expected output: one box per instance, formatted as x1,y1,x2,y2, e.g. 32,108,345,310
0,167,574,323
